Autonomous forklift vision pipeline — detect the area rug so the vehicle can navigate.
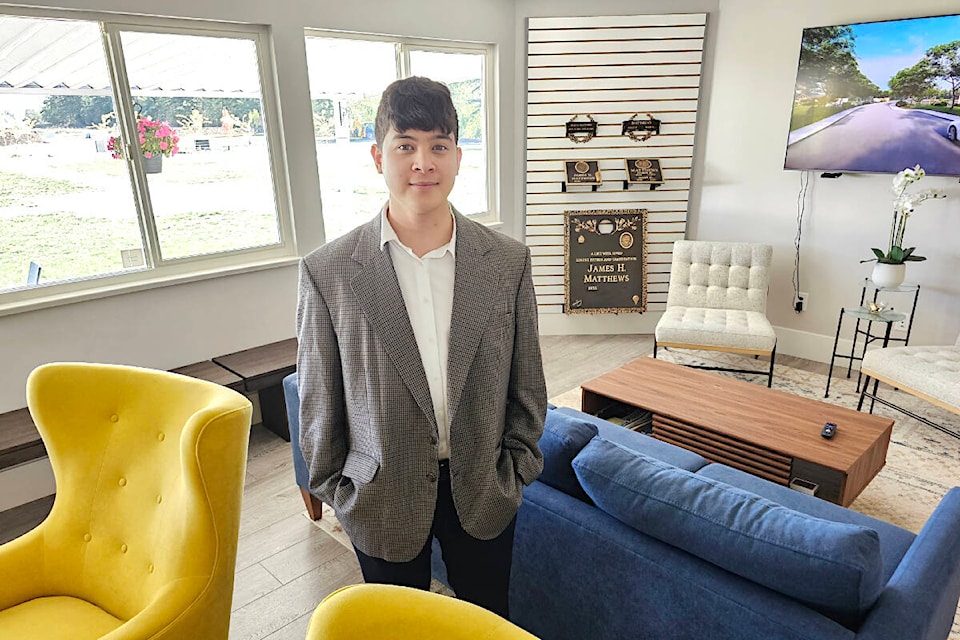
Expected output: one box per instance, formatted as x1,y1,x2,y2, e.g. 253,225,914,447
552,348,960,638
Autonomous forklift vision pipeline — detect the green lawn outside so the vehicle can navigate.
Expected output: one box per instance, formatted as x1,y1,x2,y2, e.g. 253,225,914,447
0,210,141,287
0,171,87,207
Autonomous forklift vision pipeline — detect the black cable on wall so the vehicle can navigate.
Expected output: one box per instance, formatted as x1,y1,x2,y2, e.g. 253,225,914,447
793,170,811,312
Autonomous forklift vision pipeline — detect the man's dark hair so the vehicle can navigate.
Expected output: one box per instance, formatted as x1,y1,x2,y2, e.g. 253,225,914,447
374,76,459,147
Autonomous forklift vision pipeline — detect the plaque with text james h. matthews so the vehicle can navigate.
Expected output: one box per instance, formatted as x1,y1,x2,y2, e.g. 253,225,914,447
564,209,648,314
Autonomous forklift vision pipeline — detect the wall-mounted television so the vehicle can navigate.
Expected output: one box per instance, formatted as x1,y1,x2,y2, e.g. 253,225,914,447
783,13,960,176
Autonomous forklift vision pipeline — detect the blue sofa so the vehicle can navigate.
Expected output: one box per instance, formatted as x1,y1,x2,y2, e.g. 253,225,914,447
282,374,960,639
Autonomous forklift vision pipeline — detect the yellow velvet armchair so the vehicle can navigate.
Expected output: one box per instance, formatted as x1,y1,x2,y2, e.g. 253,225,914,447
0,362,253,639
305,584,540,639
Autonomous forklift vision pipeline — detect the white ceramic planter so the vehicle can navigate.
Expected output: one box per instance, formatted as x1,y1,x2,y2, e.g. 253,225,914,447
871,262,906,289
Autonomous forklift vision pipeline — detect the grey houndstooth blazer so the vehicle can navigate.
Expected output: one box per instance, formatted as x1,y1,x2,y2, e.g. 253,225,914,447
296,207,546,562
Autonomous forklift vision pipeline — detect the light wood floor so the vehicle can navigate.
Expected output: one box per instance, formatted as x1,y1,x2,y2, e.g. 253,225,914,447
0,335,827,639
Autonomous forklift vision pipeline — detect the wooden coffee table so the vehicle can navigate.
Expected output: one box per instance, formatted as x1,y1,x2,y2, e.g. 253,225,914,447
580,357,894,506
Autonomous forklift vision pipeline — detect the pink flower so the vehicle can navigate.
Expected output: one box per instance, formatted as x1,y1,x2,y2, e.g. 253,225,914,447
110,114,180,162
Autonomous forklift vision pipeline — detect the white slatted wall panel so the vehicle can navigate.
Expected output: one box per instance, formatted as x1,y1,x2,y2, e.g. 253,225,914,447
526,13,706,314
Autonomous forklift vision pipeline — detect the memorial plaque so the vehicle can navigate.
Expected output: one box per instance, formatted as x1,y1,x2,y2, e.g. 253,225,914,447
565,114,597,143
563,160,602,186
564,209,648,314
622,113,661,142
625,158,664,185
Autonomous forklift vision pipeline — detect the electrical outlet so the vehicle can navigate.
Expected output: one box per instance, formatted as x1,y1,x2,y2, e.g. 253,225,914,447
794,292,808,312
894,312,910,334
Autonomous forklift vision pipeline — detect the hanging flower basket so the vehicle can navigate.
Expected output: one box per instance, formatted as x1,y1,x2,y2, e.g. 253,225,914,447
108,115,180,175
142,154,163,174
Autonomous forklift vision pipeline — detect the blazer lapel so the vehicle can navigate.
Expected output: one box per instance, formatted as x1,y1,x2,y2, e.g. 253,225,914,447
446,212,499,423
350,215,436,427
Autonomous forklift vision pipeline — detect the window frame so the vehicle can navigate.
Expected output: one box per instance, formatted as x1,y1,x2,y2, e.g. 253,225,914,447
304,29,498,229
0,8,295,316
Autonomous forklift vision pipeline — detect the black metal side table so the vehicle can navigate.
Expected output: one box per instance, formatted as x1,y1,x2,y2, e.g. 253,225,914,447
824,280,919,398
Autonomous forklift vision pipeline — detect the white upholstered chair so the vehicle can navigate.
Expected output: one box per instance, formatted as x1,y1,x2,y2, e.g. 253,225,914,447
654,240,777,386
857,332,960,439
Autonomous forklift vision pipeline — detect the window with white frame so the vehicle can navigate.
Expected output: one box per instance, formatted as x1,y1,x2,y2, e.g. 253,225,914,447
0,12,290,303
303,32,494,241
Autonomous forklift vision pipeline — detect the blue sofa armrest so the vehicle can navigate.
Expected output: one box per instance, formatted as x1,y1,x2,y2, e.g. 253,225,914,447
856,487,960,640
282,372,308,489
283,372,323,520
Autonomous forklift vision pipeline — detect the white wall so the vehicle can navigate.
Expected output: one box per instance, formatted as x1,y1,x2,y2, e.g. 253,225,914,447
697,0,960,360
0,0,518,412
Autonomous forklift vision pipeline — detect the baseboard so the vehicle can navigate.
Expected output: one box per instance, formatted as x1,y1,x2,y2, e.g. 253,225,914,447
773,326,855,365
538,314,852,365
0,457,55,513
538,312,661,336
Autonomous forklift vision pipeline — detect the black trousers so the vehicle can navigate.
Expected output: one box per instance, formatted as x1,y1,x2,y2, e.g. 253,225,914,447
353,459,516,618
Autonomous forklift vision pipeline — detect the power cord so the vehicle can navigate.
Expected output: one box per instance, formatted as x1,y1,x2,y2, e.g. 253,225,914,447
793,171,811,312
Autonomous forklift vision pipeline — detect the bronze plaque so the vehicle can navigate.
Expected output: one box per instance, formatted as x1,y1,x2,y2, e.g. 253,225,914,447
564,209,648,314
625,158,664,184
565,115,597,143
622,113,661,142
564,160,602,186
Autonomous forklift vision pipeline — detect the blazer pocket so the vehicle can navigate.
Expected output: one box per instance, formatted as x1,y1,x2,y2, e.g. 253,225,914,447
341,449,380,485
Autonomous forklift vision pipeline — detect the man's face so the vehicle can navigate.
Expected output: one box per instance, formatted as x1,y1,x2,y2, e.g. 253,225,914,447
371,127,462,218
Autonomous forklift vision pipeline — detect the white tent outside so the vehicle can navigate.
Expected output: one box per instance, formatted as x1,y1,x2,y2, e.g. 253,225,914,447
0,15,262,98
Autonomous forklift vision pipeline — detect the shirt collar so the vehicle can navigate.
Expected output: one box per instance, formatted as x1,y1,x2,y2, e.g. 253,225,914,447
380,203,457,258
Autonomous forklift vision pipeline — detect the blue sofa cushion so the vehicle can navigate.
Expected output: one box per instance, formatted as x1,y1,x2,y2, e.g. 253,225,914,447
572,438,884,619
538,408,598,502
698,462,915,587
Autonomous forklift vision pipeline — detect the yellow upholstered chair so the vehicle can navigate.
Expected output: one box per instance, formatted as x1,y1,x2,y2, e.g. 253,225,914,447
0,362,253,639
305,584,539,639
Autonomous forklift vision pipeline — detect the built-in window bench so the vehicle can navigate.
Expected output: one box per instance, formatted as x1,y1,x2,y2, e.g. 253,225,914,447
0,337,298,476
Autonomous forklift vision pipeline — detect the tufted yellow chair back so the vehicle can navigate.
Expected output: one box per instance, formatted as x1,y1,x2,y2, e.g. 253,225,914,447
0,362,252,639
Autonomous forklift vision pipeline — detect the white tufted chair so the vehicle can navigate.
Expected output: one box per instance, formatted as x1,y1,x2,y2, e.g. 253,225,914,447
654,240,777,386
857,332,960,439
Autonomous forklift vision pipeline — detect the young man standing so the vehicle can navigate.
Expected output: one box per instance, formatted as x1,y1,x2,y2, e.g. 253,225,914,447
296,76,546,617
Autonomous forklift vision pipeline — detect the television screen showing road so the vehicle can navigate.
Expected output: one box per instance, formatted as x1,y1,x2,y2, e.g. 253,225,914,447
783,13,960,177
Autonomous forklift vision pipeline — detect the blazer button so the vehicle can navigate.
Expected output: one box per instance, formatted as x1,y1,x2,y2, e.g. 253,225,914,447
426,472,437,483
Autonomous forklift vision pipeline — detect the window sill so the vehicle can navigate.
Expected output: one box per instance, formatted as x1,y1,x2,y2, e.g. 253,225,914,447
0,255,300,318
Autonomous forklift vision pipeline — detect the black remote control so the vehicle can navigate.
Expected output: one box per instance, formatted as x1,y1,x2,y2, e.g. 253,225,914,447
821,422,837,439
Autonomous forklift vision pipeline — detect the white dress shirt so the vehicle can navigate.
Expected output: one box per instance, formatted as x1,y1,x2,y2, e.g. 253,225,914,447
381,207,456,460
